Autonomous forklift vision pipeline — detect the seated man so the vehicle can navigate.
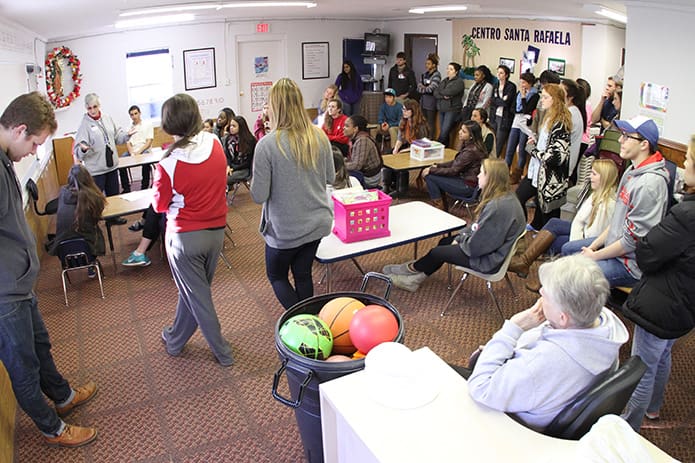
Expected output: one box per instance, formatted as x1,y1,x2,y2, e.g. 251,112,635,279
119,105,154,192
377,88,403,148
561,116,669,287
466,254,628,432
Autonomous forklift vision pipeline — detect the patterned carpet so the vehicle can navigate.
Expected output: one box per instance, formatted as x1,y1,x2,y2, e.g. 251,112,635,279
14,185,695,462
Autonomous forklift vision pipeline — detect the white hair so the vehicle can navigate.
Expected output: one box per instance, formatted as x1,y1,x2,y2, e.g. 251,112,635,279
538,255,609,327
84,93,100,107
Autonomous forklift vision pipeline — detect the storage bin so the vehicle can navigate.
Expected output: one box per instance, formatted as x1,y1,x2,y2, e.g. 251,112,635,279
410,141,444,161
332,189,391,243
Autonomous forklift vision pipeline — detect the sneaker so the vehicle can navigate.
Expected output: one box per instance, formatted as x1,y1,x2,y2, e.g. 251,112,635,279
645,411,660,420
122,252,151,267
128,220,144,232
44,424,97,448
382,261,417,276
56,381,98,417
389,272,427,292
87,267,96,279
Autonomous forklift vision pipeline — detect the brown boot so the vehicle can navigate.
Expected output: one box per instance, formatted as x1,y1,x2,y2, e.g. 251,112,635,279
510,166,522,185
525,279,541,293
431,197,448,212
508,230,555,278
44,424,98,448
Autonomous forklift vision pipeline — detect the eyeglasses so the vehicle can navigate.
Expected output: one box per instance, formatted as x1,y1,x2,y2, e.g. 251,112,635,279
619,132,644,142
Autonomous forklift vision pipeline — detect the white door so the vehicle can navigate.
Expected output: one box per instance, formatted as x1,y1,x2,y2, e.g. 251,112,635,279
236,34,287,123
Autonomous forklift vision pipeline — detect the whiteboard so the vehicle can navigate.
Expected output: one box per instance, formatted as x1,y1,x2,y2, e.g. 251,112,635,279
0,62,37,184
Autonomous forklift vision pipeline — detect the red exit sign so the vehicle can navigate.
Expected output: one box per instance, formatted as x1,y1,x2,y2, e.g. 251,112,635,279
256,23,269,33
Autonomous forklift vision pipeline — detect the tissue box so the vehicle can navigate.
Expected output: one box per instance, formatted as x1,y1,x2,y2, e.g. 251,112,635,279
410,141,444,161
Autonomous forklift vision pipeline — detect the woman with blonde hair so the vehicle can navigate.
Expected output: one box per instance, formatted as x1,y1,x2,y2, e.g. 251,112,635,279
516,83,572,230
510,158,619,284
383,158,525,292
315,84,338,126
251,78,335,309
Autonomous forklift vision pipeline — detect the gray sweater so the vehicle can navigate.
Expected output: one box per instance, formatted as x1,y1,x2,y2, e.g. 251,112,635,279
458,192,526,274
0,148,39,302
73,113,128,176
251,128,335,249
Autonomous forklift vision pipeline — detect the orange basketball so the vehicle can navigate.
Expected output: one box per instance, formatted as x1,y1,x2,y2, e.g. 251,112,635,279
318,297,365,355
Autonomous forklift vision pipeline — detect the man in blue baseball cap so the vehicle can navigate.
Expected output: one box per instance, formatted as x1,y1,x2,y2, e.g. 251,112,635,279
561,115,669,288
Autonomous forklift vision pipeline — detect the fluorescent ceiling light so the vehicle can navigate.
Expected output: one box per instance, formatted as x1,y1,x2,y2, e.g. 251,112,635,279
595,7,627,23
409,5,468,14
115,14,196,28
120,2,316,17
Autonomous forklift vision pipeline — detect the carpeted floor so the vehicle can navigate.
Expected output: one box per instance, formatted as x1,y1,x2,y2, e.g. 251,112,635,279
13,185,695,462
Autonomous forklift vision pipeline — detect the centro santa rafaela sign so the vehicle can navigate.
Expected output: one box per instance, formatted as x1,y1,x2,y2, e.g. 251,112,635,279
470,26,572,46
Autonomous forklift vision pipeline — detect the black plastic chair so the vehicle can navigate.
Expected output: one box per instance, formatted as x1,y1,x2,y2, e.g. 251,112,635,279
26,178,58,216
543,355,647,440
56,238,105,306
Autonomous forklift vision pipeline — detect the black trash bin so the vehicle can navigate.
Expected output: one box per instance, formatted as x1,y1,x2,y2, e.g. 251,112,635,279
272,273,404,463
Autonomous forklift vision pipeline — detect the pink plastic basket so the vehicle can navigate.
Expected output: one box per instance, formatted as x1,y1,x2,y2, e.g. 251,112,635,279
332,189,392,243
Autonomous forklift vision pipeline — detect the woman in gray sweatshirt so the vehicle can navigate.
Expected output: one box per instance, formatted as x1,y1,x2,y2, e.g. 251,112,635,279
251,78,335,309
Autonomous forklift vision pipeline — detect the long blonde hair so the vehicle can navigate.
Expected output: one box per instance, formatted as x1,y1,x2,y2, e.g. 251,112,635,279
320,84,338,113
475,158,511,217
588,159,619,228
542,83,572,133
269,78,330,171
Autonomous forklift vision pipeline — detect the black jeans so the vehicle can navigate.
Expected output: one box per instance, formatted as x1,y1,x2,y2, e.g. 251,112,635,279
516,177,560,230
265,240,321,310
413,235,471,276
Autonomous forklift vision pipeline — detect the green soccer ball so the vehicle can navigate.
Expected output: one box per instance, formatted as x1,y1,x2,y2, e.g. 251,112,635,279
280,314,334,360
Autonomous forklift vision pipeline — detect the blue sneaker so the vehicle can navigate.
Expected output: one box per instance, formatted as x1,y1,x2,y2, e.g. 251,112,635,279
87,267,97,279
122,252,151,267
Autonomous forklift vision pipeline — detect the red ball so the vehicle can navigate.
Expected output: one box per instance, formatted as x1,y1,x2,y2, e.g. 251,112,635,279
349,304,399,354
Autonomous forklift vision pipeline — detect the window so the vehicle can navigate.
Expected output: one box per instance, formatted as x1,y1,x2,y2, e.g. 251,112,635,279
126,48,172,121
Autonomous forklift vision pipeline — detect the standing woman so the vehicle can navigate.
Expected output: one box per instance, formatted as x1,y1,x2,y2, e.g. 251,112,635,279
505,72,539,183
418,53,442,138
223,115,256,186
383,158,525,292
490,65,517,158
471,108,496,157
434,62,465,146
561,79,587,185
518,83,572,230
461,65,494,122
50,164,106,262
621,134,695,431
251,78,335,310
576,78,593,155
154,93,233,367
335,60,362,117
73,93,129,199
421,120,485,212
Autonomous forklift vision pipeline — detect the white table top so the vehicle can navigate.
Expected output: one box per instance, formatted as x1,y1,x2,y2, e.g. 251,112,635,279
102,188,153,219
315,201,466,264
118,147,164,169
319,347,675,463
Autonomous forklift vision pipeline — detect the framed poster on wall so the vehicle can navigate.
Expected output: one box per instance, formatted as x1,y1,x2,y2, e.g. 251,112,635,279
183,47,216,90
302,42,329,80
547,58,566,76
499,57,515,74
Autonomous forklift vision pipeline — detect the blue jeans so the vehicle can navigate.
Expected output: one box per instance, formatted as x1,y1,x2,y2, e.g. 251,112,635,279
0,296,71,435
561,238,639,287
93,169,120,197
622,326,676,431
265,240,321,310
437,111,460,146
542,218,571,255
342,100,360,117
505,128,529,169
424,174,475,200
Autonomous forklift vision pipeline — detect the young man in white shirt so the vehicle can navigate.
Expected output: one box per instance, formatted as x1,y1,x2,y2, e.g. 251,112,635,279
119,105,154,192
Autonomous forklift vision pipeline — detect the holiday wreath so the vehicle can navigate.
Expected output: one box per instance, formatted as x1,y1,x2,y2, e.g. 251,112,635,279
45,46,82,108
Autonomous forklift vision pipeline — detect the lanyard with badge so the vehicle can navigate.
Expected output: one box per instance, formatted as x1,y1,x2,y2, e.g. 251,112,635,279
95,118,115,167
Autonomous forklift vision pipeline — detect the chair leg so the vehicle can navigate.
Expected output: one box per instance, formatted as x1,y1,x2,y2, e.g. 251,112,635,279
219,251,232,269
61,270,69,306
486,281,505,321
225,223,236,247
94,263,105,300
504,274,517,298
441,273,469,317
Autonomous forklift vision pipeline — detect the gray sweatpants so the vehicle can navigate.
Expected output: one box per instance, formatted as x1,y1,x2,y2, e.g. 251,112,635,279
163,228,233,365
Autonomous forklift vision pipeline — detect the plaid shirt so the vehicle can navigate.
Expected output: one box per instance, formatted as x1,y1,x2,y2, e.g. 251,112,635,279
346,132,382,177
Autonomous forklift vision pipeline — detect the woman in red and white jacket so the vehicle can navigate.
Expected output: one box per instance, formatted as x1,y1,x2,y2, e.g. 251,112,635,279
153,93,234,367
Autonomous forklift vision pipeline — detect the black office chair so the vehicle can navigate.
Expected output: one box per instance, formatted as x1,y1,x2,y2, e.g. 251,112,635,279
26,178,58,216
543,355,647,440
56,238,105,306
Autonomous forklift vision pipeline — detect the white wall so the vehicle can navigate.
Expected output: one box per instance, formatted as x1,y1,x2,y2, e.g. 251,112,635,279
580,23,625,110
622,6,693,144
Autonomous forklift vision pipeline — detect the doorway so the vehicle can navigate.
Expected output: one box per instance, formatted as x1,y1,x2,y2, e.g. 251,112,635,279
404,34,438,79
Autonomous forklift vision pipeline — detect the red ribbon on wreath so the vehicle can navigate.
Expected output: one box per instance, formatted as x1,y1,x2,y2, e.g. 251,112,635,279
45,46,82,109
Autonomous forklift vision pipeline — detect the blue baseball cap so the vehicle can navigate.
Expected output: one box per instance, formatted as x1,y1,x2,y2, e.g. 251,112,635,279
613,116,659,150
384,88,396,96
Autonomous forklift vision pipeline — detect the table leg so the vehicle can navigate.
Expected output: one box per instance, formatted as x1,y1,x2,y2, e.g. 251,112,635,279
350,258,365,276
413,242,418,259
325,264,332,293
106,222,114,252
